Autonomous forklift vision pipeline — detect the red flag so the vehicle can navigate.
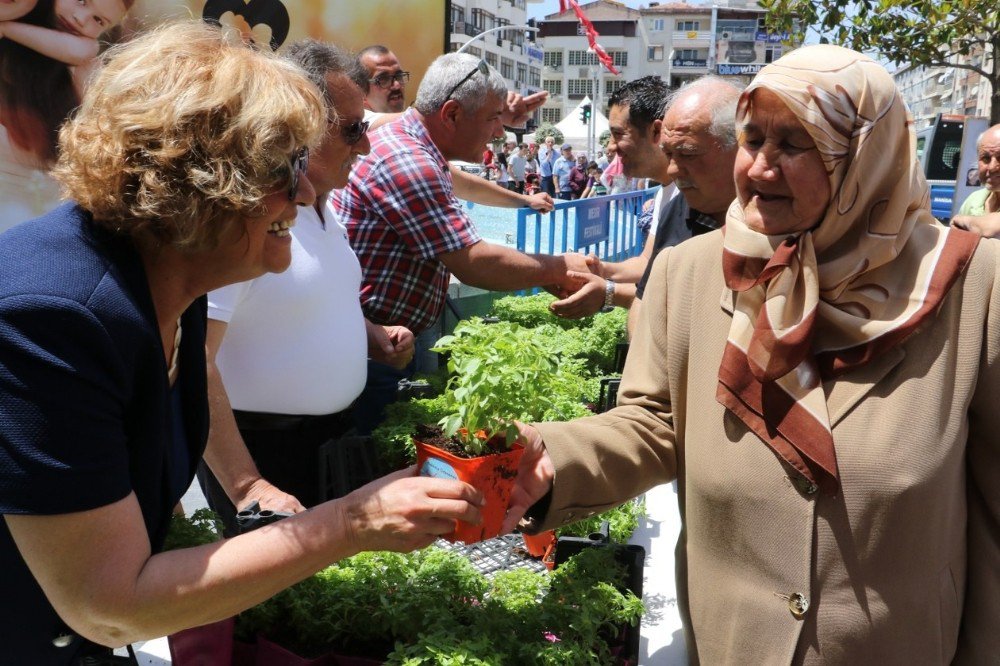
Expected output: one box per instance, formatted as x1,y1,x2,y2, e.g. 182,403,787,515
558,0,569,12
565,0,620,75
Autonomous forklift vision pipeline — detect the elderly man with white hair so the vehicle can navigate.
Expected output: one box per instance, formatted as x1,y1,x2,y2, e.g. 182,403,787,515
331,53,593,432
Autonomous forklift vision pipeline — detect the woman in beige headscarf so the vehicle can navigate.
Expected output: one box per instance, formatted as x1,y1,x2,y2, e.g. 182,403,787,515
504,45,998,663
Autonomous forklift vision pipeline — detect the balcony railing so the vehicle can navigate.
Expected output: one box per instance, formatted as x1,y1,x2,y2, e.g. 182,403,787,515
672,30,713,42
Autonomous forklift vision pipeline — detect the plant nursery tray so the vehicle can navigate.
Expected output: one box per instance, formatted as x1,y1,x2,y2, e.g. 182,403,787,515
433,533,548,577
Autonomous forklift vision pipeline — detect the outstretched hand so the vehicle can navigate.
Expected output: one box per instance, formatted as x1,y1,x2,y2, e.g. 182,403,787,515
550,271,607,319
952,212,1000,238
501,423,555,535
524,191,554,212
502,90,548,128
341,467,484,553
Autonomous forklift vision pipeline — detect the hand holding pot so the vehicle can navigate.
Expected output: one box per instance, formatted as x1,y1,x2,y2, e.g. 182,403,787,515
501,422,556,535
340,466,484,553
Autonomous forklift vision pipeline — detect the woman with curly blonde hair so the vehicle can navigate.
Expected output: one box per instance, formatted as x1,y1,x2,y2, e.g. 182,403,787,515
0,21,483,664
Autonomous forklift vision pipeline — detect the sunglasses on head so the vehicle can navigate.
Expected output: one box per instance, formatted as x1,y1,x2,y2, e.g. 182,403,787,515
369,71,410,89
445,59,490,102
286,146,309,201
329,117,370,145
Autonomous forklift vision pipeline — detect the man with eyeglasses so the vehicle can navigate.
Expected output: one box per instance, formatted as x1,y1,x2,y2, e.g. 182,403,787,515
333,52,594,434
358,45,409,114
197,41,416,535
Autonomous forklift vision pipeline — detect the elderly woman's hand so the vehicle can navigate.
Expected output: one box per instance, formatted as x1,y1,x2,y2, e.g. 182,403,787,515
952,213,1000,239
339,467,484,553
501,422,555,535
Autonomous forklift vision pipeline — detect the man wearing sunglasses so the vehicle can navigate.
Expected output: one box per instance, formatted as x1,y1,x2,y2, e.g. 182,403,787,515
197,41,417,535
333,53,595,434
358,45,409,114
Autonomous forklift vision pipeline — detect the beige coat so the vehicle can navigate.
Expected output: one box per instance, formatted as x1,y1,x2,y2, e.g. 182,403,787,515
534,231,1000,664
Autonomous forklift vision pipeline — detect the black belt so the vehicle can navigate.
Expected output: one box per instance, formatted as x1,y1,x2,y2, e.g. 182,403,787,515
233,407,354,432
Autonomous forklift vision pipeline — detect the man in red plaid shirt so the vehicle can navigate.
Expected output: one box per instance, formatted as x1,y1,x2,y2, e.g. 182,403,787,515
332,52,592,432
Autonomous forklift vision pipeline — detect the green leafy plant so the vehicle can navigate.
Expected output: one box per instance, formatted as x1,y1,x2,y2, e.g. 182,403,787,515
432,319,594,455
161,508,222,551
235,545,643,664
533,123,564,146
556,497,646,544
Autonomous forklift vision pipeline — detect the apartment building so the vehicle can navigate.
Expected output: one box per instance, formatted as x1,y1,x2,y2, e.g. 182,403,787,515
894,45,992,129
537,0,798,125
448,0,544,113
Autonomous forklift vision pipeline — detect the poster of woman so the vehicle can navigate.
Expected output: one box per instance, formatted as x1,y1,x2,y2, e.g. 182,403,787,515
0,0,446,233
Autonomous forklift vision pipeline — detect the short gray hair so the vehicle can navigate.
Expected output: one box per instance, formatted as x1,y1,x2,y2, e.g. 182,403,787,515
285,40,368,106
665,75,742,149
414,52,507,115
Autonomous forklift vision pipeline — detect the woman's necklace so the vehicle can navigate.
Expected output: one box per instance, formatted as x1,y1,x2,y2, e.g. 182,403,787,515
167,317,182,386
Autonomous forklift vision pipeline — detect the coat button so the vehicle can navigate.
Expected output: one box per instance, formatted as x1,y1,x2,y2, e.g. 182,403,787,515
788,592,810,618
52,633,75,648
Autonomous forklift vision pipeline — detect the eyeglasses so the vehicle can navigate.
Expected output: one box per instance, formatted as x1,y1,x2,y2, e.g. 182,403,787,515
444,59,490,102
369,71,410,89
329,118,370,145
286,146,309,201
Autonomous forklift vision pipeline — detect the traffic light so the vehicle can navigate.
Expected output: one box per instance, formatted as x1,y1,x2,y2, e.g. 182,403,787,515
579,103,592,124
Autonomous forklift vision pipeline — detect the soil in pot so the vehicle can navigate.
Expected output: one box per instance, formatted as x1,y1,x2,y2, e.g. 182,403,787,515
415,425,523,544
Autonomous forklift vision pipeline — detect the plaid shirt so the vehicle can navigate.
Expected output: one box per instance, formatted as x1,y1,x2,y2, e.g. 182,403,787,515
331,109,481,334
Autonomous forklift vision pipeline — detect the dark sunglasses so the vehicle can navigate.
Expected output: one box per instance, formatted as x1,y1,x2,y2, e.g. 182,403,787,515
445,59,490,102
329,117,370,145
369,71,410,89
286,146,309,201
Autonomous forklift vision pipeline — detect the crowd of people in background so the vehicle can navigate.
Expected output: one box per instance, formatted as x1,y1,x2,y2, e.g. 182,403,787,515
0,14,998,665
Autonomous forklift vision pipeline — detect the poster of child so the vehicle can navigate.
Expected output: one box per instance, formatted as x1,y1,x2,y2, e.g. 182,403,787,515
0,0,133,231
0,0,447,234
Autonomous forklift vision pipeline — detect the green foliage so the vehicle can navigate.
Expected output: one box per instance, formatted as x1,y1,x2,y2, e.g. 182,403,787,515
371,394,452,469
556,497,646,544
598,129,611,148
237,546,643,665
533,123,564,146
762,0,1000,123
489,293,628,376
161,509,222,551
433,319,595,454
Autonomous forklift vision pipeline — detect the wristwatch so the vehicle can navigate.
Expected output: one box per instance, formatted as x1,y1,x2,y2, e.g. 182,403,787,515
600,278,615,313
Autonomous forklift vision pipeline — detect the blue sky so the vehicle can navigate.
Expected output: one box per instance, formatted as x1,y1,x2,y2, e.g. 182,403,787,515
528,0,645,20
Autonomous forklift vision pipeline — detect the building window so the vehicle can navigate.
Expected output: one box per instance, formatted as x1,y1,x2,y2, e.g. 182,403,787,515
605,80,625,96
567,79,594,96
465,45,482,58
544,50,563,68
500,57,514,79
543,79,562,95
676,20,700,31
529,66,541,88
485,51,498,68
541,107,562,124
676,49,700,60
650,18,664,31
569,50,599,66
611,50,628,67
764,46,782,63
451,5,464,27
648,45,664,61
517,63,528,84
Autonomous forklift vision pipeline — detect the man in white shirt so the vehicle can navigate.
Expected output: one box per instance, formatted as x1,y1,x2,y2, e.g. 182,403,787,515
198,41,414,534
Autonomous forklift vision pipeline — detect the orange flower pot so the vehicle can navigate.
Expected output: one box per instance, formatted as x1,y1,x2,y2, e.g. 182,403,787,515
415,438,524,544
521,530,557,558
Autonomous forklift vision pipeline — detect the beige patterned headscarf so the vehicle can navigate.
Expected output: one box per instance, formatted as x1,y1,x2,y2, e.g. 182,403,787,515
717,45,979,494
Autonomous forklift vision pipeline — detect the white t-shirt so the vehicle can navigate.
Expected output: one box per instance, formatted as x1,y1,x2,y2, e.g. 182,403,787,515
208,200,367,415
646,182,679,239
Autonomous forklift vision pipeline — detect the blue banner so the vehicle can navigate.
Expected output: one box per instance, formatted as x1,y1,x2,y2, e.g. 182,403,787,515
574,199,610,249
